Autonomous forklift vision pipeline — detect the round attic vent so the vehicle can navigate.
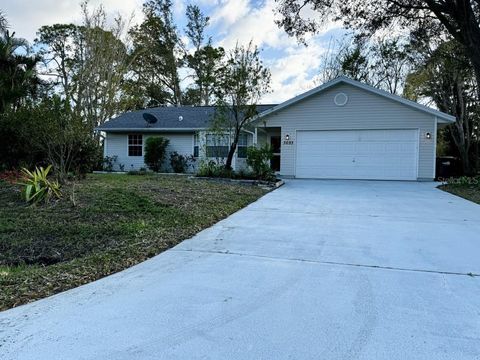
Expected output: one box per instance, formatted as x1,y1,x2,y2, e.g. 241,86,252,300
334,92,348,106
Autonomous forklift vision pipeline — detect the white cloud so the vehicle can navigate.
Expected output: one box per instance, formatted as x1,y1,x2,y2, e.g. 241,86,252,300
210,0,251,30
262,41,331,103
4,0,344,104
209,0,340,103
3,0,143,43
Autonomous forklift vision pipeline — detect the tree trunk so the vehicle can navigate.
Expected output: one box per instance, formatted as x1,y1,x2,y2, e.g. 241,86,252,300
225,130,240,170
225,141,237,170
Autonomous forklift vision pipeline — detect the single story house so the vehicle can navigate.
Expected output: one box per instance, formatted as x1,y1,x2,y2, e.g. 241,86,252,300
97,76,455,181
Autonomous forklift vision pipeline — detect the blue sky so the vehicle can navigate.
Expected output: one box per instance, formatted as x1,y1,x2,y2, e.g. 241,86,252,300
3,0,344,103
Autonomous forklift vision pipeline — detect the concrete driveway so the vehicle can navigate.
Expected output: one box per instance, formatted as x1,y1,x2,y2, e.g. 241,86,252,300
1,180,480,359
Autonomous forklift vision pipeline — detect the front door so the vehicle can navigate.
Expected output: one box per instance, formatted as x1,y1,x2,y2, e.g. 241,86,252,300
270,135,281,171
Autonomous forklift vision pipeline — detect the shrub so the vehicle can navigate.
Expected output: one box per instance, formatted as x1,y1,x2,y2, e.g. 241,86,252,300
103,156,118,172
170,152,196,173
1,99,103,180
73,136,103,176
246,145,275,180
19,165,62,204
197,160,233,178
0,107,44,170
144,136,170,172
236,168,256,180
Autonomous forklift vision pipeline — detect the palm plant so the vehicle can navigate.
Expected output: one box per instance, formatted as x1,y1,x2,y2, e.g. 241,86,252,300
0,31,39,112
19,165,62,204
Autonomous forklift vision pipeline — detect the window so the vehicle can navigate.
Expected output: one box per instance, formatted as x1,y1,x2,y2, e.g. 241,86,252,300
128,134,143,157
194,133,199,157
237,133,248,158
206,134,229,158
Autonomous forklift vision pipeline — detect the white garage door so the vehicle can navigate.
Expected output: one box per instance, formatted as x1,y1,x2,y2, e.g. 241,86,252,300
295,129,418,180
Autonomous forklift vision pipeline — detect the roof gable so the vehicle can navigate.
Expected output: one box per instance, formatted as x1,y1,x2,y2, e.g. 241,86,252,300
256,76,455,123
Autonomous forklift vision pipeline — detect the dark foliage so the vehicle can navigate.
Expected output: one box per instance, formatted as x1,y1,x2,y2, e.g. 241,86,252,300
246,145,275,180
144,136,170,172
169,151,195,173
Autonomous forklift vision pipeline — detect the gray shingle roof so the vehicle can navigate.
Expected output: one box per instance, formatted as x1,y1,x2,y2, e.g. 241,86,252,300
96,105,276,131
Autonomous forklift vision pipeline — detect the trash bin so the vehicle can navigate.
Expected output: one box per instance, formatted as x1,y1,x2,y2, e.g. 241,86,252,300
436,156,461,180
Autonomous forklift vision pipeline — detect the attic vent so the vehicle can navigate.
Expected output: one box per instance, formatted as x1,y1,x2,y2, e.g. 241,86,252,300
334,92,348,106
178,115,183,121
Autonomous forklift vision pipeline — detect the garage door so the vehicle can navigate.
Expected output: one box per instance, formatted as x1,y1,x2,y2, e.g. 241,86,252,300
295,129,418,180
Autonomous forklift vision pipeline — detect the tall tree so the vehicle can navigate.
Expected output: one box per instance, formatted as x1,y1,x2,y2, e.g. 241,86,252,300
36,24,79,102
185,4,208,51
184,5,224,105
275,0,480,100
35,2,131,131
75,3,131,130
405,40,479,174
129,0,182,107
213,42,271,170
370,38,413,95
315,35,412,94
338,39,370,82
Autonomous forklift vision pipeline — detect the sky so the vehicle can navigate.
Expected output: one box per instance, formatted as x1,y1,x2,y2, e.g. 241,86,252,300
3,0,344,103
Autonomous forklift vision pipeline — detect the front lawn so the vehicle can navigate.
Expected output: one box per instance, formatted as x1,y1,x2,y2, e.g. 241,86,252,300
0,174,267,311
439,178,480,204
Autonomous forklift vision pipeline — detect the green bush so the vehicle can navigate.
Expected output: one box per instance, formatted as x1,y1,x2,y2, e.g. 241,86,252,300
19,165,62,204
170,152,195,173
103,156,118,172
246,145,275,180
73,136,103,176
197,160,233,178
0,106,44,169
144,136,170,172
1,99,103,180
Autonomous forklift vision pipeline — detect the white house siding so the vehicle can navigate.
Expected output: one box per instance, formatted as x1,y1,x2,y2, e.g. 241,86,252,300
105,132,195,171
193,131,253,171
259,83,437,180
104,131,253,172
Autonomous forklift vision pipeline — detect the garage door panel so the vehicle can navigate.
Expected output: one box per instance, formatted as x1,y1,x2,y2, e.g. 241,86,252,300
295,130,418,180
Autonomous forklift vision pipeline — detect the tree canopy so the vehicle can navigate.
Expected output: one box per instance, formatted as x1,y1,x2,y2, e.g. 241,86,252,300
275,0,480,99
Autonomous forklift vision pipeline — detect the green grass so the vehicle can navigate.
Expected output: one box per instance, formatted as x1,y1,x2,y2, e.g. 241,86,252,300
0,174,267,311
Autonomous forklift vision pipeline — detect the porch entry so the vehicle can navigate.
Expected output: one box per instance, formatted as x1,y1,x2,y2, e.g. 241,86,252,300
270,135,281,171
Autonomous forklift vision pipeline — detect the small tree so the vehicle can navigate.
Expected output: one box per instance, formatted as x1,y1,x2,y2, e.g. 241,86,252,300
144,136,169,172
37,97,93,183
213,41,271,170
